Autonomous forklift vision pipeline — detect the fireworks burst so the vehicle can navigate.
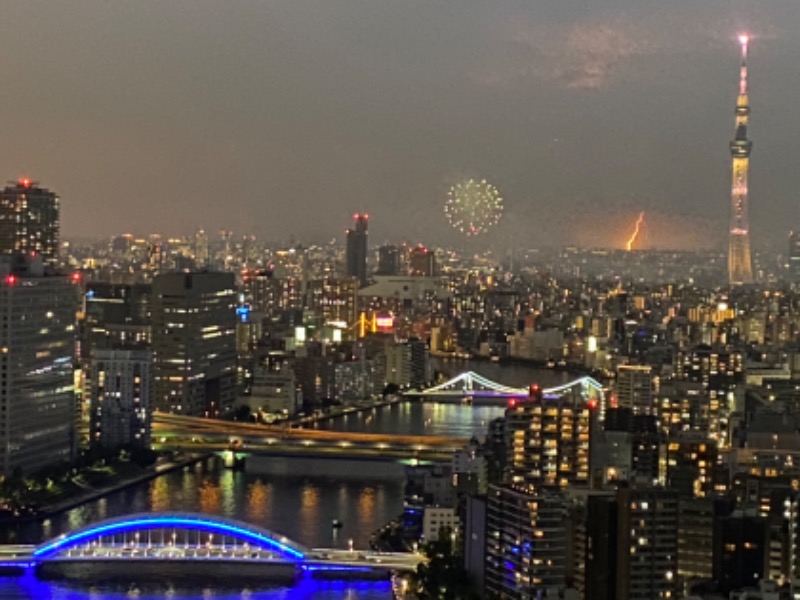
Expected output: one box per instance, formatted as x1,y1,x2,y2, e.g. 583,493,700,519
444,179,504,236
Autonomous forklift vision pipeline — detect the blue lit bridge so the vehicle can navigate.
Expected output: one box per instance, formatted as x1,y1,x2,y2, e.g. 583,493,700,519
404,371,605,403
0,512,423,581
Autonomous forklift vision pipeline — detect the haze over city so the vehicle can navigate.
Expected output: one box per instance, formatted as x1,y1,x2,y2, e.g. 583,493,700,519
0,1,798,249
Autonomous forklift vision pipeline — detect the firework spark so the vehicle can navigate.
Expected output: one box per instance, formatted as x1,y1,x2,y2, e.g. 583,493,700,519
626,212,645,251
444,179,504,237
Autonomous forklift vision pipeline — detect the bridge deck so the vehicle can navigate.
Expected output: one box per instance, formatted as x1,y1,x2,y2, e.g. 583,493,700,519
153,413,466,447
0,544,420,573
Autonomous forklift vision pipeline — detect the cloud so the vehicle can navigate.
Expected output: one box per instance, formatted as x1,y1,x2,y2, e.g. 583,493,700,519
471,15,660,90
469,2,787,92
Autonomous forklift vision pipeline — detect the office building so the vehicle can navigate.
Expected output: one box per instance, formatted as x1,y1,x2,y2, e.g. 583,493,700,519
305,277,358,329
485,484,567,597
714,510,770,594
0,256,77,476
667,433,723,499
677,497,735,589
376,244,400,276
194,229,209,268
453,443,489,496
89,349,151,450
789,231,800,280
345,213,368,287
616,365,653,415
409,244,436,276
293,351,335,412
585,485,679,600
80,282,151,357
152,272,237,417
464,495,487,593
0,179,60,266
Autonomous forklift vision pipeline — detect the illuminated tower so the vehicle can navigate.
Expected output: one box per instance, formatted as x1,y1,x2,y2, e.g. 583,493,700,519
728,35,754,285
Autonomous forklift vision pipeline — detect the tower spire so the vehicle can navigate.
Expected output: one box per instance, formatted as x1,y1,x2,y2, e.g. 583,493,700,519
728,34,754,285
739,34,749,95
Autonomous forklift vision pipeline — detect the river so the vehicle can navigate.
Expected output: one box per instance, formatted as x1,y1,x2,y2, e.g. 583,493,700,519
0,360,571,599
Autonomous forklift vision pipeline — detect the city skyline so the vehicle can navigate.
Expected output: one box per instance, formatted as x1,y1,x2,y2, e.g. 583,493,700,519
0,2,799,250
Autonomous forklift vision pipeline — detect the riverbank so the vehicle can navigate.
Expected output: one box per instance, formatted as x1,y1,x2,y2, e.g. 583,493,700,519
293,394,404,427
1,453,208,524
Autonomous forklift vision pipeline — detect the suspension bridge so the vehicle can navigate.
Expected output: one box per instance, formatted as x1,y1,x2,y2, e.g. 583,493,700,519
403,371,605,402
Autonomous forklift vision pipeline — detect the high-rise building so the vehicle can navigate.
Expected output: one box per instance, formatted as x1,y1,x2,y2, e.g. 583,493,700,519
667,433,724,499
409,244,436,277
376,244,399,276
728,35,754,285
585,485,679,600
152,272,237,417
345,214,368,287
674,345,744,445
713,510,770,594
677,498,716,588
89,349,151,450
80,282,151,358
485,484,568,597
0,256,77,476
0,179,60,266
615,365,653,415
484,387,599,598
194,229,209,268
305,277,358,328
788,231,800,281
505,387,596,491
110,234,133,257
293,352,335,413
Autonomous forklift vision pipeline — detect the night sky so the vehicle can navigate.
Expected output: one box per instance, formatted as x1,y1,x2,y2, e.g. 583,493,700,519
0,1,797,251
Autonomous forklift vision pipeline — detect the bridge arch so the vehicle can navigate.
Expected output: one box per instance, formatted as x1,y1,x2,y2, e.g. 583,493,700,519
33,512,307,561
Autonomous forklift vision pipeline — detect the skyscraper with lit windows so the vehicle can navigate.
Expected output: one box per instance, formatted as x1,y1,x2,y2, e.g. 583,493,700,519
0,255,77,476
0,179,60,266
485,386,598,598
152,272,237,417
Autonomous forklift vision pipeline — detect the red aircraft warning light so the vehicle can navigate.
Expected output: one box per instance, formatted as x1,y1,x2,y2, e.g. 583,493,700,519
528,384,543,402
587,399,599,410
4,275,17,286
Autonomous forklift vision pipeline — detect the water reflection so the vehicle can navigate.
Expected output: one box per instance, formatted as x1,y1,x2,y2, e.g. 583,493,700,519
245,479,270,523
357,487,375,525
150,473,171,512
198,478,222,514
